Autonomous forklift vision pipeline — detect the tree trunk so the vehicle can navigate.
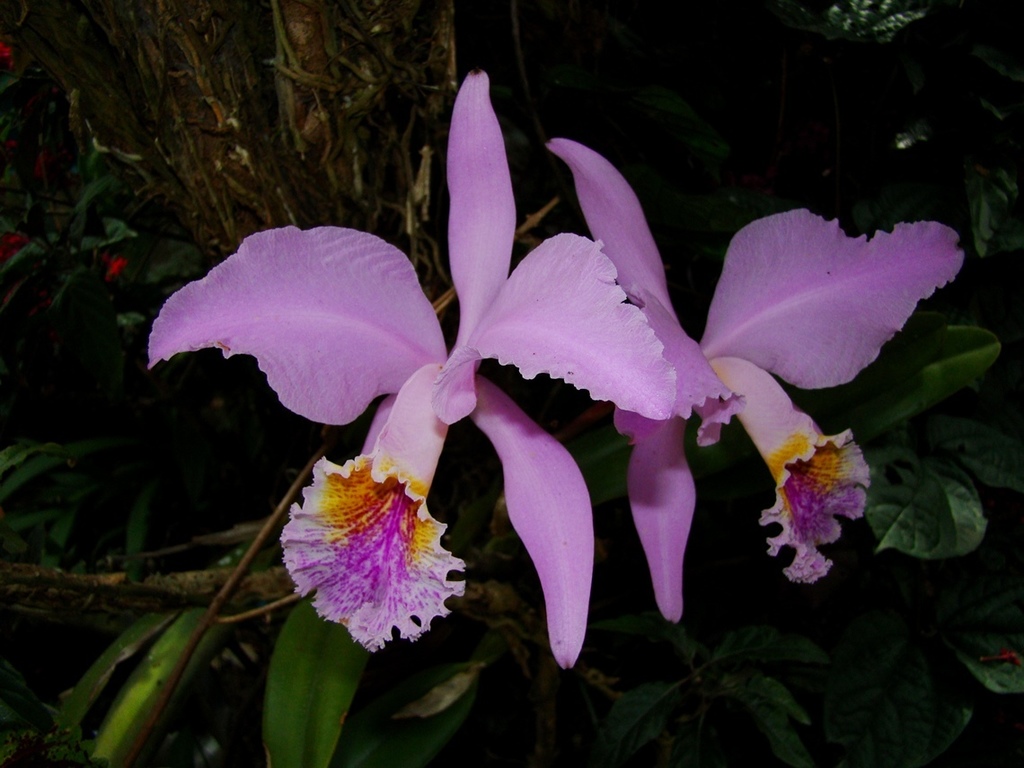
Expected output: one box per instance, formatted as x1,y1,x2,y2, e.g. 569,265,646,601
1,0,455,257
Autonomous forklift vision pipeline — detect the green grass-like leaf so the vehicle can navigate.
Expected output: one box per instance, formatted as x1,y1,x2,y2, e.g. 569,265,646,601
263,600,369,768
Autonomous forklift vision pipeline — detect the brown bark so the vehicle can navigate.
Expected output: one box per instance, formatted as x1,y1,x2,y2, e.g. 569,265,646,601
0,561,294,616
1,0,455,258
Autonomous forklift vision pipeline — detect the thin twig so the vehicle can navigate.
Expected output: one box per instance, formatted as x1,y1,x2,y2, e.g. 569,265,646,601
123,440,332,767
216,592,302,624
515,196,560,239
432,286,456,315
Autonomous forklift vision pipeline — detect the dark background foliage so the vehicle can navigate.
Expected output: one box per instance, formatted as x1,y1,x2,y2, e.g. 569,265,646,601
1,0,1023,765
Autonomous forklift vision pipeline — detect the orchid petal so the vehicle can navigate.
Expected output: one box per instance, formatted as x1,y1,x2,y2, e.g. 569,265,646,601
470,377,593,668
547,138,671,306
639,290,740,423
281,364,463,650
612,293,742,444
149,226,446,425
627,418,694,622
700,210,964,388
434,233,675,424
711,357,870,582
448,70,516,347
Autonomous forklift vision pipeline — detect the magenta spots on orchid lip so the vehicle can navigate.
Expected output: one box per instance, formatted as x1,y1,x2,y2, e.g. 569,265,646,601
282,456,464,651
760,432,870,584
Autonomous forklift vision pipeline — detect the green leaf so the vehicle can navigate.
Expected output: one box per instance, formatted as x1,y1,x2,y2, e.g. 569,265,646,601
0,727,105,766
817,324,1000,444
623,165,799,235
57,613,174,729
669,719,727,768
590,613,703,664
768,0,956,43
865,448,987,559
927,415,1024,493
331,663,477,768
49,266,124,396
937,575,1024,694
628,86,730,174
851,183,963,237
972,44,1024,84
91,608,230,766
724,674,814,768
0,437,137,504
589,681,683,768
966,158,1021,257
825,612,972,768
0,442,63,482
0,656,53,733
264,600,369,768
712,626,830,666
567,424,630,505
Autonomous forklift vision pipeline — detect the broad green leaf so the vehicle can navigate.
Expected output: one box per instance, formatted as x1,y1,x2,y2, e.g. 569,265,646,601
589,681,683,768
264,600,369,768
972,44,1024,83
49,266,124,396
825,612,972,768
927,415,1024,493
331,663,477,768
669,719,727,768
712,626,829,666
937,575,1024,694
0,656,53,733
724,674,814,768
769,0,956,43
58,613,174,728
966,158,1020,257
865,448,986,558
827,324,1000,444
91,608,230,766
590,613,704,664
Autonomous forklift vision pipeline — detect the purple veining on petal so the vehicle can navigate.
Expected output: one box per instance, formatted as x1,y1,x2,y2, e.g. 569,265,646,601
760,432,870,583
282,456,464,651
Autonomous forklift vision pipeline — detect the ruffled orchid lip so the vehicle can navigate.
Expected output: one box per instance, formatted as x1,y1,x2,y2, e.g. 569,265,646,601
762,430,869,583
710,356,870,583
282,455,465,651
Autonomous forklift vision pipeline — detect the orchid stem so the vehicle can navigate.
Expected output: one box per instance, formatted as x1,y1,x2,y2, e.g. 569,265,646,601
123,438,333,767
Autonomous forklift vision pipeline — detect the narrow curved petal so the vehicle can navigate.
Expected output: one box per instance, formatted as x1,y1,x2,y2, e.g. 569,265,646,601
470,377,593,668
547,138,671,306
435,233,675,424
612,293,742,445
627,418,694,623
701,210,964,388
639,290,741,424
282,365,463,650
149,226,446,425
448,70,516,347
711,357,870,583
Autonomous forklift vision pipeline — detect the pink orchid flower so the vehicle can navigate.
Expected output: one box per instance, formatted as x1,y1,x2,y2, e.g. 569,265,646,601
148,72,675,668
549,138,963,621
